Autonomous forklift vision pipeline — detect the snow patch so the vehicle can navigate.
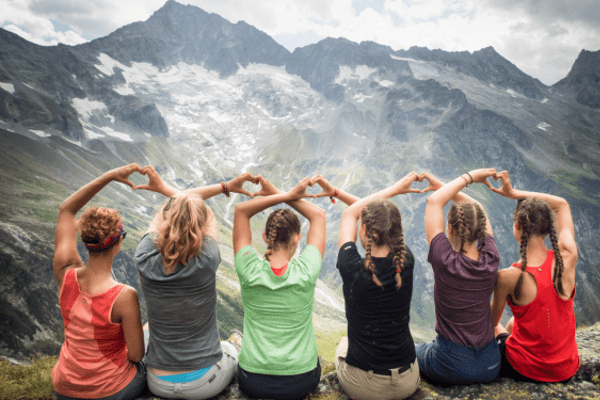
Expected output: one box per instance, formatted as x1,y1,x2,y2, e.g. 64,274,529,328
31,130,51,138
352,93,373,103
71,98,107,119
537,122,551,131
0,82,15,94
335,65,377,84
541,98,549,104
506,89,520,98
114,85,135,96
379,80,394,87
86,131,106,140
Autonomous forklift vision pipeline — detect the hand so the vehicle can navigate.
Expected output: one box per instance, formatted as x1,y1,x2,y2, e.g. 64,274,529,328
311,174,336,198
419,172,444,193
107,163,143,190
227,172,257,198
252,175,280,197
392,171,423,194
288,177,315,200
135,165,165,192
468,168,497,189
489,170,516,198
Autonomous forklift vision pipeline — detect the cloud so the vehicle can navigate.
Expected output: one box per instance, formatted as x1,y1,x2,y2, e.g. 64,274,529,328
479,0,600,30
0,0,87,45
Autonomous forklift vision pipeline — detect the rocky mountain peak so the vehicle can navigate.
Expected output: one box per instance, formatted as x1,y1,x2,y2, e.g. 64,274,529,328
396,45,544,99
553,48,600,109
76,0,290,76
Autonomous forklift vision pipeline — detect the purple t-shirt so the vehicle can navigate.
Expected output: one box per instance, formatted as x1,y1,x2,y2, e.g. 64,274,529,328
428,233,499,348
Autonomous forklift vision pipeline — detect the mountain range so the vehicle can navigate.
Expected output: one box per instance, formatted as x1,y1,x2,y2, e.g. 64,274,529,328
1,0,599,361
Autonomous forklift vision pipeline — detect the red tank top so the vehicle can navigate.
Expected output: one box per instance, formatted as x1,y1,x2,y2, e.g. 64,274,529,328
506,251,579,382
52,269,136,398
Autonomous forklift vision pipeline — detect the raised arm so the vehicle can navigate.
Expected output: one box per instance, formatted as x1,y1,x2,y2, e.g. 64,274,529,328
490,171,577,293
311,174,360,206
138,166,256,235
53,164,142,289
233,176,319,256
338,171,421,248
424,169,496,245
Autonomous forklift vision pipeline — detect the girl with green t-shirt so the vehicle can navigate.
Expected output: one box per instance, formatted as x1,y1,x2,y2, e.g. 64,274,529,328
232,175,326,400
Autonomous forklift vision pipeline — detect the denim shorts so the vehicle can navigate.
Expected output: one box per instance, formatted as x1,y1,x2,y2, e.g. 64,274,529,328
415,335,500,385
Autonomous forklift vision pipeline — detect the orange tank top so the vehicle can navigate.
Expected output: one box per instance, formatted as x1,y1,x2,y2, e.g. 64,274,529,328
52,269,136,398
506,251,579,382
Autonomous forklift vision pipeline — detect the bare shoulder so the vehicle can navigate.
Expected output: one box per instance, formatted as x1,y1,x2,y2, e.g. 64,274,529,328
497,266,521,286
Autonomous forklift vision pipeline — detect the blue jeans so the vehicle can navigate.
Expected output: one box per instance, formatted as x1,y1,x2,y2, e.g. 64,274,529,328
415,335,500,385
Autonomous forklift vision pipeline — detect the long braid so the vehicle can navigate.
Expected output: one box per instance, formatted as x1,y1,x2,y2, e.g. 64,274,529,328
514,226,529,300
364,210,383,287
548,219,565,296
456,206,467,253
473,203,487,247
264,213,280,261
391,227,406,289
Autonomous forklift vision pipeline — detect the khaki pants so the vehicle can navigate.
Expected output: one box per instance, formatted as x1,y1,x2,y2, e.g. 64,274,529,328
335,337,420,400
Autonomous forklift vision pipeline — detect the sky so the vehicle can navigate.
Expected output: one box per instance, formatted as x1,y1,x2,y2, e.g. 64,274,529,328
1,0,599,85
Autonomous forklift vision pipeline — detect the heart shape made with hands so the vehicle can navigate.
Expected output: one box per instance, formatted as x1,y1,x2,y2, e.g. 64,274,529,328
133,171,150,190
415,175,438,193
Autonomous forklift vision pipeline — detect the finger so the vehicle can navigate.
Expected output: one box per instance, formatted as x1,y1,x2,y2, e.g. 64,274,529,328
135,184,150,191
483,179,493,190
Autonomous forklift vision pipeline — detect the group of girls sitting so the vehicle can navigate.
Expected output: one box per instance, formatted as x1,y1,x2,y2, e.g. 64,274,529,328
51,164,579,400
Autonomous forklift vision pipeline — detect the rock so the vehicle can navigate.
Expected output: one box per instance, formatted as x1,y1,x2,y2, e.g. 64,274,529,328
135,324,600,399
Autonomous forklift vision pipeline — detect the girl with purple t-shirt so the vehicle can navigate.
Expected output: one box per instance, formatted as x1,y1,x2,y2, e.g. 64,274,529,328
416,169,501,385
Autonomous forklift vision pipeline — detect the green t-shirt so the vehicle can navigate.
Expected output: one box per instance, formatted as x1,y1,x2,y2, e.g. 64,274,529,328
235,244,322,375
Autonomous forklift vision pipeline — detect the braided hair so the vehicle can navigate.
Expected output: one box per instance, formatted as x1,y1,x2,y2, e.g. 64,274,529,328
513,198,564,300
264,209,301,261
361,199,406,289
447,202,488,253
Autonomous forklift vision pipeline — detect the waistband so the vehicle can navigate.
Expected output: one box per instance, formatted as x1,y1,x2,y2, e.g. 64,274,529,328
358,359,415,376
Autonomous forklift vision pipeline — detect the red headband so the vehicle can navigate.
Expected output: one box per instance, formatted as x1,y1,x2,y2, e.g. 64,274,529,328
83,222,126,252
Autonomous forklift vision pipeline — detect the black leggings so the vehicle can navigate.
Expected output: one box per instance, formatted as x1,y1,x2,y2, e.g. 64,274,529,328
238,361,321,400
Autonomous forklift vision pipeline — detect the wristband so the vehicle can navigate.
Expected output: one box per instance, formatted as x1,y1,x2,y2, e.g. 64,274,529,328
330,188,339,204
461,175,469,187
466,172,474,185
221,182,230,197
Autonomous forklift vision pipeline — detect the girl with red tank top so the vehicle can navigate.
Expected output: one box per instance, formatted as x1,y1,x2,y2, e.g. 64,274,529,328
490,171,579,382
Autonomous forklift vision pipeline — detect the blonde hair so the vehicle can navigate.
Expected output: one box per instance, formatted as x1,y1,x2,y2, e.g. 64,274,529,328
156,193,208,270
78,207,121,248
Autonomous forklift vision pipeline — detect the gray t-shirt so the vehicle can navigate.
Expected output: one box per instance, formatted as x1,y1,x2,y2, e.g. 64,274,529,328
428,233,499,348
135,233,222,370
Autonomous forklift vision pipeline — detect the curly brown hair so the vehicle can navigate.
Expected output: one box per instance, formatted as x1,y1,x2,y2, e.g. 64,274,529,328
264,209,301,262
361,199,405,289
78,207,121,250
